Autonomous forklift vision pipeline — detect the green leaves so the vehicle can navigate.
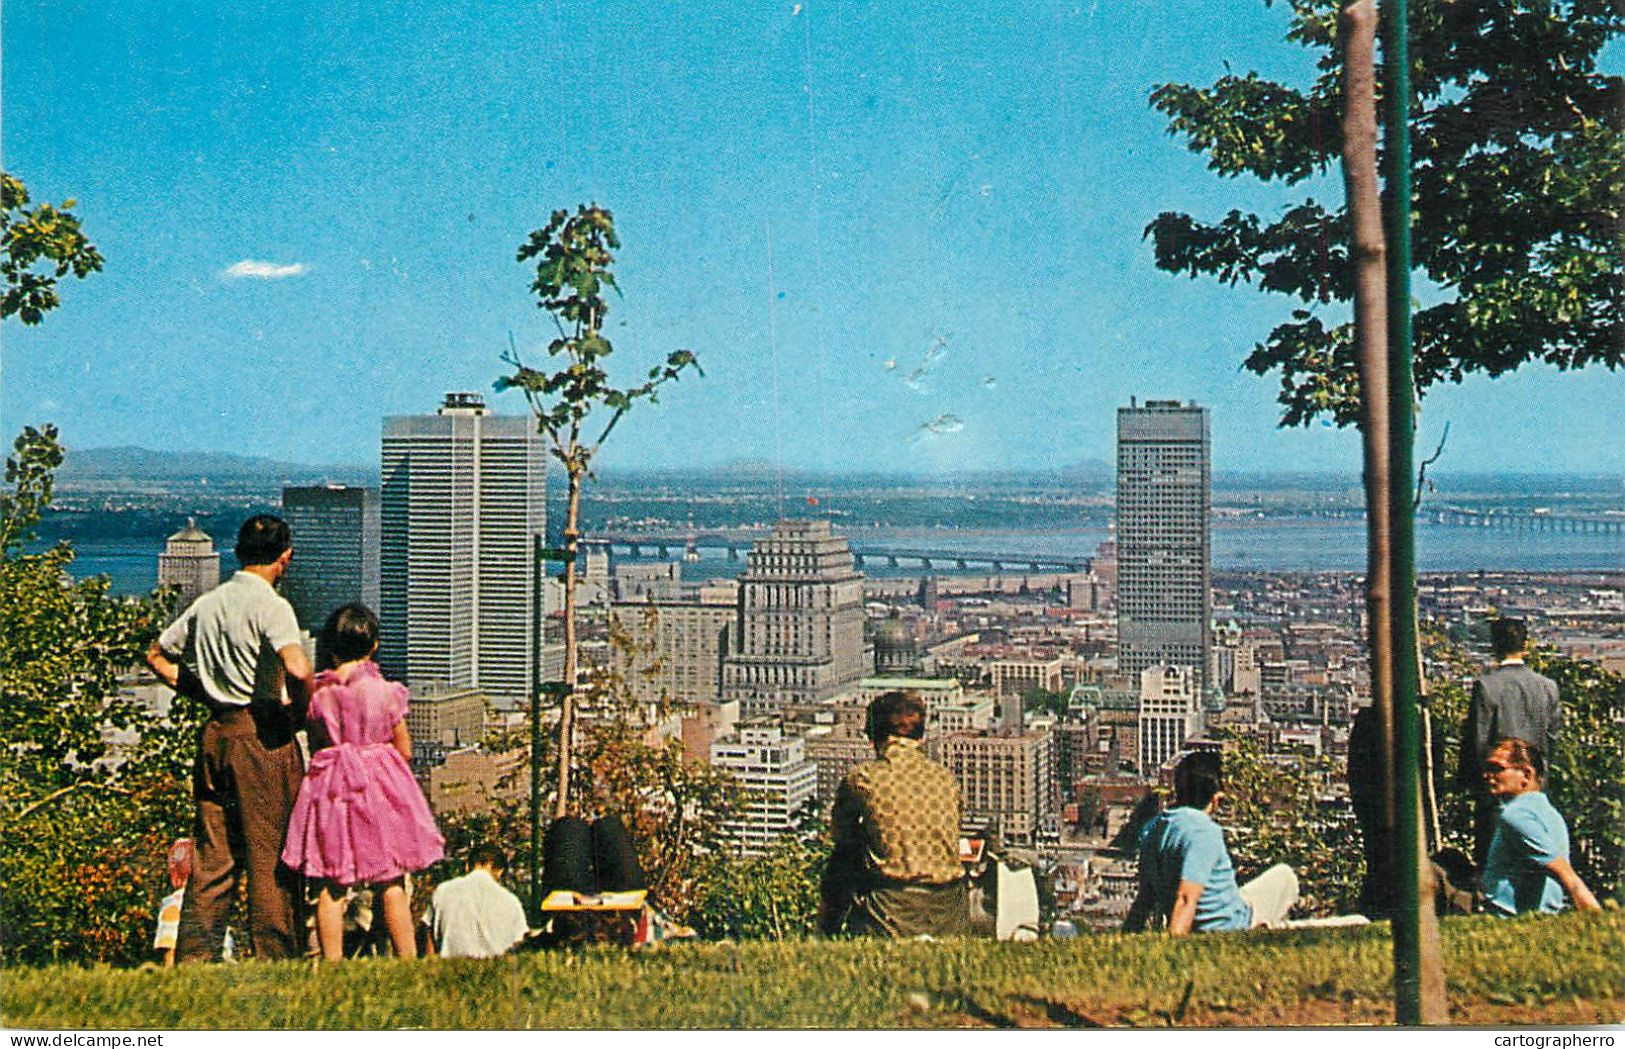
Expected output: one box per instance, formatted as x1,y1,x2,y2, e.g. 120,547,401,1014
1427,635,1624,903
1217,732,1364,915
2,172,104,327
1150,73,1339,186
1,427,197,964
1149,0,1623,427
496,202,702,465
1529,651,1624,903
0,424,65,555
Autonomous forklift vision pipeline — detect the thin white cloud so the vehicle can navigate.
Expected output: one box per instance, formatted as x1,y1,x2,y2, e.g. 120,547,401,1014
223,259,307,280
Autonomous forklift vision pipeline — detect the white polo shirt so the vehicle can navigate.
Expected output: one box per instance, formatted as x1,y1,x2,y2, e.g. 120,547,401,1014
425,868,529,958
157,571,301,707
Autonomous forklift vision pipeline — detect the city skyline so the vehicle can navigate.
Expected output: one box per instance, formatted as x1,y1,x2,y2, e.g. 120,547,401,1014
6,2,1622,477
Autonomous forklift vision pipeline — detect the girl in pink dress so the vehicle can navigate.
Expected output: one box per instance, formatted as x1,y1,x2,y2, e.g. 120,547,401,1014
282,604,444,960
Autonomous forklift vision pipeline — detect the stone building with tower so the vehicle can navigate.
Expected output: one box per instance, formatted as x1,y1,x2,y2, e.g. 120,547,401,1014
720,520,866,718
158,519,220,619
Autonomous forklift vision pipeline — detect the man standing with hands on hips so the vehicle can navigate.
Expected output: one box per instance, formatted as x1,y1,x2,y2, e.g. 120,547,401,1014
147,515,313,962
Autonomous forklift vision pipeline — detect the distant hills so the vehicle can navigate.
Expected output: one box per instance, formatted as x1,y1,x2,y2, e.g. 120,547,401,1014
57,446,375,487
593,458,1117,487
52,445,1618,497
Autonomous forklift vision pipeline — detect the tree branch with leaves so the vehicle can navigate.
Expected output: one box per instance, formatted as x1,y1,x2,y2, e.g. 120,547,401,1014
496,203,700,819
2,172,104,326
1145,0,1622,428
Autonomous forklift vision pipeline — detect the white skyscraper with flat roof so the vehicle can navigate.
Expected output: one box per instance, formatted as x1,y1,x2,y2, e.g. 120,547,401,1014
380,393,546,707
1116,399,1211,694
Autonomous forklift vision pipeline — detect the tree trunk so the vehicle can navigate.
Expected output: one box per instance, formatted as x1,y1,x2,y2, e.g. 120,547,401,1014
554,470,583,819
1414,781,1449,1021
1339,0,1396,912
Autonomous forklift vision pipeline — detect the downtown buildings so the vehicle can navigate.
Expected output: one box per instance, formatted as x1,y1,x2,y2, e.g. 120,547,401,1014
379,392,546,708
1116,399,1212,695
280,484,380,632
709,722,819,854
720,519,867,718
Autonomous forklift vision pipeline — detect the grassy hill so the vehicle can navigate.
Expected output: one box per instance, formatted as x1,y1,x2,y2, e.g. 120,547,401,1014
4,913,1621,1030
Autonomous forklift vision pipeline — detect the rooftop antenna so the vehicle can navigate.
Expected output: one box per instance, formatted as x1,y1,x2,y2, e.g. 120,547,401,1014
766,220,786,522
799,0,832,462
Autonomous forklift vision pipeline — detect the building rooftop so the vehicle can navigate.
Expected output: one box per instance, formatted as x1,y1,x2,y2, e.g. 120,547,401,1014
165,518,214,547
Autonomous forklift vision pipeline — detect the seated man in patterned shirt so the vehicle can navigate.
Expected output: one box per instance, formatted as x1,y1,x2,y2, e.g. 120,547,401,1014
820,690,968,938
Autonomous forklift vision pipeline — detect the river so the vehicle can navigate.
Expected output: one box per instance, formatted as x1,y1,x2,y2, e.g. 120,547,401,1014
63,518,1621,596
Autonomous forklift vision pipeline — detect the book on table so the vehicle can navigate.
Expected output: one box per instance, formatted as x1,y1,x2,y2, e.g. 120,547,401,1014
540,889,649,911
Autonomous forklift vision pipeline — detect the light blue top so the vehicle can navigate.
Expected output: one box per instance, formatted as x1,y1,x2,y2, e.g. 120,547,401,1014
1483,791,1569,916
1137,807,1251,931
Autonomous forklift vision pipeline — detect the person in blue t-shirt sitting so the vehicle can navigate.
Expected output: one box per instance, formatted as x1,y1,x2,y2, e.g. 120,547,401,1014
1124,751,1300,935
1480,737,1599,917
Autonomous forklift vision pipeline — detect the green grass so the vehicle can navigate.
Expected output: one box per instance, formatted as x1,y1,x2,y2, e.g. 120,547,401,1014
4,913,1621,1029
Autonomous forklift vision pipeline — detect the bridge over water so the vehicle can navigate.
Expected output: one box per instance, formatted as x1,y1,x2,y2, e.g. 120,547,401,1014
593,533,1091,574
1429,506,1624,535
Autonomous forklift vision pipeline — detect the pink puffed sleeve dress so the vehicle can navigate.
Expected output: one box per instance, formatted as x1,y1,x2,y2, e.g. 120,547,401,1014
281,661,445,884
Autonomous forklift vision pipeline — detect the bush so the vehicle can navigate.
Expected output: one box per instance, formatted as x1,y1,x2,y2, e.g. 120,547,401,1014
1218,734,1364,916
1529,652,1623,902
0,427,196,965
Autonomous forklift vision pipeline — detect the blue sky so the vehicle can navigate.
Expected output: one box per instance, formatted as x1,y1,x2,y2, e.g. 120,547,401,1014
4,1,1621,475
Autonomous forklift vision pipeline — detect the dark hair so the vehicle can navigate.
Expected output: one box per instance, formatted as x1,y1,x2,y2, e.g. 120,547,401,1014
1173,750,1224,809
320,603,379,666
1490,737,1545,781
470,844,507,871
866,690,926,743
1490,618,1528,658
235,514,291,566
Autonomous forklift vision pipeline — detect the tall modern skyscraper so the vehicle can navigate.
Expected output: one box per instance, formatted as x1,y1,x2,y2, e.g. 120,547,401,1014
158,519,220,619
720,519,866,718
380,392,546,707
1116,399,1211,694
281,484,380,632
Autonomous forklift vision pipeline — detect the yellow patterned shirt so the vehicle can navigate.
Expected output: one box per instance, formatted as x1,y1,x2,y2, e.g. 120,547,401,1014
832,737,963,886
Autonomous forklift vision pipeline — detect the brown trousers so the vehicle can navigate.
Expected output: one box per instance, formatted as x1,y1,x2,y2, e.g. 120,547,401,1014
176,706,305,962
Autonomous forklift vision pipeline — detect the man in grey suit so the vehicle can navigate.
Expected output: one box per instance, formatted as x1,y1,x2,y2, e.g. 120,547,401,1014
1459,618,1561,868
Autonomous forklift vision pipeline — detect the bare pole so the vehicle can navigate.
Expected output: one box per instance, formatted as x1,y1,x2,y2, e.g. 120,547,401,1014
1381,0,1447,1023
529,533,545,918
